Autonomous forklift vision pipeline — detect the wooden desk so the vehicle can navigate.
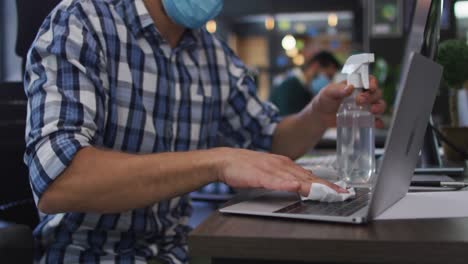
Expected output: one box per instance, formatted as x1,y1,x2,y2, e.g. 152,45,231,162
189,191,468,264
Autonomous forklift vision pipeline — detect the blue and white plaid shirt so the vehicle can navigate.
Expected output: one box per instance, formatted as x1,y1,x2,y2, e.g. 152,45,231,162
24,0,279,263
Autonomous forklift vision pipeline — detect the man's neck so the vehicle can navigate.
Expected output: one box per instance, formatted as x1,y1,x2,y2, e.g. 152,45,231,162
143,0,185,48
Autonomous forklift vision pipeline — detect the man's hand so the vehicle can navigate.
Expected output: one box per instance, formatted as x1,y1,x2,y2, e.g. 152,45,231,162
214,148,348,197
311,76,387,128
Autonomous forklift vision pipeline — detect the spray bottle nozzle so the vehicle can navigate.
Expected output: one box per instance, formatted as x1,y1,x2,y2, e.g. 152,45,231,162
342,53,375,89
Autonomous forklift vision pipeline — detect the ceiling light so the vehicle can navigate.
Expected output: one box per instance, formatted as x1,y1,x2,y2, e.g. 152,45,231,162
286,48,299,58
328,13,338,27
281,35,297,51
206,20,217,34
265,16,275,31
293,54,305,66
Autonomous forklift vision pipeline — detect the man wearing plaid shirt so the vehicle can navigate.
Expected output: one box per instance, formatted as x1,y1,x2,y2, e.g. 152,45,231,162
24,0,386,263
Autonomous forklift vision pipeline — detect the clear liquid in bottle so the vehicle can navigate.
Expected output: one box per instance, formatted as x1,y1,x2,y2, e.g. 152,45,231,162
336,90,375,187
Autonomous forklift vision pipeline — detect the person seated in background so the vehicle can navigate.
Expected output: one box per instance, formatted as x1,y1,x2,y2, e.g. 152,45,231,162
270,51,341,116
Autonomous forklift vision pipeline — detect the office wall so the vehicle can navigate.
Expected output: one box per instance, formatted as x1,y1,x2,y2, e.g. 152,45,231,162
1,1,22,82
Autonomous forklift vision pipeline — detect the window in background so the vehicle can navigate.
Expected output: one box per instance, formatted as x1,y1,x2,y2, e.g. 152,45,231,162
455,1,468,43
0,1,22,82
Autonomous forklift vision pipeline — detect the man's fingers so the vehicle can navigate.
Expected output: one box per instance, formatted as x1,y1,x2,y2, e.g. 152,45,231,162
324,181,349,193
324,82,353,100
371,100,386,115
271,163,319,196
260,176,300,193
261,154,348,195
298,180,348,197
280,180,301,192
356,76,384,106
305,174,348,194
368,76,378,92
272,155,313,179
284,163,349,194
375,117,385,129
298,180,312,197
293,170,348,195
357,89,382,105
369,88,383,104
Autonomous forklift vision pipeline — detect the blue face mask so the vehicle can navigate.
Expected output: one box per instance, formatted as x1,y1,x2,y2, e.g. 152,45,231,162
162,0,224,29
310,74,330,95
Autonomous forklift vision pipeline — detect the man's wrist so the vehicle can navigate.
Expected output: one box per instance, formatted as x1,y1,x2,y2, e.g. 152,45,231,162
303,100,329,131
203,147,229,183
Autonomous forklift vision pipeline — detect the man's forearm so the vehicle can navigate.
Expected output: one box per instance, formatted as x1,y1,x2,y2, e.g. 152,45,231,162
38,147,220,214
272,104,328,160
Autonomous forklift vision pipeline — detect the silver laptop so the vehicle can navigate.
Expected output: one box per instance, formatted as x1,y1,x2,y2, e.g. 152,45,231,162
220,52,443,224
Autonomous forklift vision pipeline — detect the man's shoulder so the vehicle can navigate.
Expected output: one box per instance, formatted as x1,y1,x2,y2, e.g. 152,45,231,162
46,0,115,27
36,0,123,50
31,0,114,68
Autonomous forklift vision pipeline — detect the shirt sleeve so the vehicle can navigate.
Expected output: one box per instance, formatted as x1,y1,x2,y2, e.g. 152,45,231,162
219,48,280,152
24,9,106,203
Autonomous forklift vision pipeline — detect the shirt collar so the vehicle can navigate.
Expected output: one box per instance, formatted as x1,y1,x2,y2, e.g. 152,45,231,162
116,0,154,38
117,0,199,51
178,29,200,50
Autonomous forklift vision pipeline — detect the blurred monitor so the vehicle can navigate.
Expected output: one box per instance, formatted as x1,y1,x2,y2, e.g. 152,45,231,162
401,0,443,167
403,0,440,65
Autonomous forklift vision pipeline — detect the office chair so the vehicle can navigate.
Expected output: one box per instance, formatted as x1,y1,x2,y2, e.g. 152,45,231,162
0,81,38,229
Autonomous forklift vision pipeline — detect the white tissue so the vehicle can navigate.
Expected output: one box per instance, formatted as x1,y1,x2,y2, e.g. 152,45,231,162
301,181,356,203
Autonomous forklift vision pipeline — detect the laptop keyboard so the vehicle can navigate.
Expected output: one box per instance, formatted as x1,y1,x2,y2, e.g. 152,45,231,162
275,188,370,217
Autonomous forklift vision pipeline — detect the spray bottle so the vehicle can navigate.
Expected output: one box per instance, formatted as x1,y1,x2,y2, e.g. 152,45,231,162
336,53,376,187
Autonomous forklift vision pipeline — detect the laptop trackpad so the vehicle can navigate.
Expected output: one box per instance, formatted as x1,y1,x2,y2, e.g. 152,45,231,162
221,191,300,213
